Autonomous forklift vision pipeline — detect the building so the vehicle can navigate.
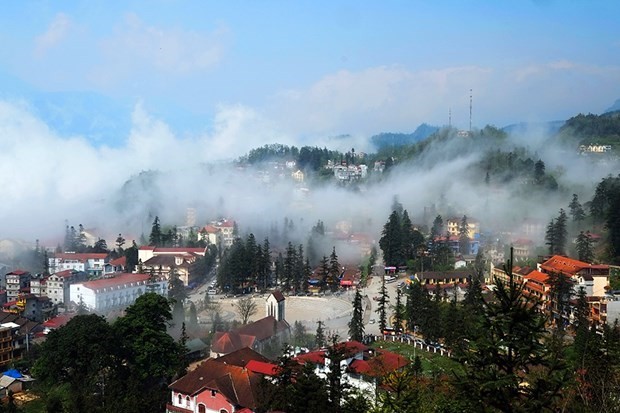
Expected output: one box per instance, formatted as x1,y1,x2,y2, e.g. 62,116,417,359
198,225,222,247
46,270,87,305
5,270,31,302
0,312,41,368
292,169,305,182
48,252,108,277
167,347,270,413
294,340,408,402
446,217,479,239
211,292,290,358
538,255,609,297
138,247,206,286
69,273,167,313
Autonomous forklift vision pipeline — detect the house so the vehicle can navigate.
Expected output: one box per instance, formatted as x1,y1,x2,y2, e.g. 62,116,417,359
103,256,126,275
211,292,290,358
48,252,108,277
45,270,87,305
213,220,236,248
0,312,41,368
3,294,54,322
538,255,609,297
0,369,35,398
69,273,167,313
512,239,535,259
5,270,31,302
138,246,206,286
292,169,304,182
446,217,479,239
294,340,408,402
167,347,271,413
198,225,222,247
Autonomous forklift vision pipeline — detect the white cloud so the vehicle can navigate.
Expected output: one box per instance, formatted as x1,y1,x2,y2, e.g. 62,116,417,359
268,62,620,135
34,13,71,57
94,13,227,85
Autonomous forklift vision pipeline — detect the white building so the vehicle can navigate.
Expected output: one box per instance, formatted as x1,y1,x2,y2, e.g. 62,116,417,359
49,252,108,277
46,270,86,305
69,273,166,312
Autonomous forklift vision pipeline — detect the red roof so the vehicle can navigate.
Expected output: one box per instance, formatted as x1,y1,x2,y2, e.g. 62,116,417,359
216,220,235,228
245,360,280,376
201,225,220,233
523,270,549,285
43,313,75,329
53,253,107,261
109,256,126,266
6,269,29,276
540,255,590,276
79,273,150,290
295,350,326,365
271,290,285,302
54,269,78,278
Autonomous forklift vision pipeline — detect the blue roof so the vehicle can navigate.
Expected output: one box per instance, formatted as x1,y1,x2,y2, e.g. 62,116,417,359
2,369,22,379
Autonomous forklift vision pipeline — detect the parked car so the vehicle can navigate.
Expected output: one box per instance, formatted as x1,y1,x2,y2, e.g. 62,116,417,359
207,289,217,295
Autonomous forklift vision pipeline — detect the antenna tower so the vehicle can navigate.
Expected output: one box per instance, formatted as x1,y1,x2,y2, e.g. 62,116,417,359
469,89,473,133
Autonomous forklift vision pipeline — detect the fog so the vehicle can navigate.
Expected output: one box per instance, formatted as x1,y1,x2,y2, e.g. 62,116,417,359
0,98,617,255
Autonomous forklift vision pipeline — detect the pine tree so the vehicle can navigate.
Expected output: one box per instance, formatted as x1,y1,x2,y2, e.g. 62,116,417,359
328,247,341,291
569,193,586,223
406,280,426,332
545,218,556,255
377,276,389,332
380,210,403,267
319,255,330,289
393,288,405,333
348,290,364,341
455,249,568,411
149,216,162,246
576,231,594,263
554,209,568,255
315,320,326,348
459,215,470,255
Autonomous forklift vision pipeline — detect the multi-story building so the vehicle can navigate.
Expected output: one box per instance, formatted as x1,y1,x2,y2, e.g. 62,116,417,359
138,247,206,286
446,217,479,239
48,252,108,277
69,273,166,313
5,271,31,302
45,270,86,305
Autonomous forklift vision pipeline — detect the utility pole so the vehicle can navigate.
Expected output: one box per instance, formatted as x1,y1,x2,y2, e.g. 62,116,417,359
469,89,473,134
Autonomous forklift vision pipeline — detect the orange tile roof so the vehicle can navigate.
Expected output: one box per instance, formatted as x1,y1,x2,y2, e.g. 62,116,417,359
523,270,550,285
540,255,589,276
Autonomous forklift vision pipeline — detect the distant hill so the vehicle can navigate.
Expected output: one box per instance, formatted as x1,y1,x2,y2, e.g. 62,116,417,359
556,111,620,149
502,120,565,136
371,123,439,149
604,98,620,114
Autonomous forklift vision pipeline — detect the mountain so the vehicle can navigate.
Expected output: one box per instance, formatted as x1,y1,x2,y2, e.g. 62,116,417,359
604,98,620,114
371,123,439,149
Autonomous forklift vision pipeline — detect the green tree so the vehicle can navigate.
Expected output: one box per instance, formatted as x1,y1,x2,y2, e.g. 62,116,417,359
379,210,403,267
376,276,389,332
315,320,326,348
393,287,406,332
32,314,117,413
576,231,595,263
348,289,364,341
458,215,470,255
569,193,586,223
455,252,568,412
149,216,162,246
113,293,184,413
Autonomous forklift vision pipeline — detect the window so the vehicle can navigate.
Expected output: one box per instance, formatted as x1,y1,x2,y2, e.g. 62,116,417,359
198,404,206,413
219,410,229,413
185,396,190,407
177,394,182,404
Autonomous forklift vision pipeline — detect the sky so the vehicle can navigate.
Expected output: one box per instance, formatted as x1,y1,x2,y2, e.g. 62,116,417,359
0,0,619,149
1,1,620,243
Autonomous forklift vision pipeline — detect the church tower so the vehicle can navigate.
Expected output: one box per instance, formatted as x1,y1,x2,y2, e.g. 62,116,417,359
265,291,286,322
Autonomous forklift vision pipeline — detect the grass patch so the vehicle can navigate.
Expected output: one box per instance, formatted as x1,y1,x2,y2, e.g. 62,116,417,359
371,339,463,376
19,396,46,413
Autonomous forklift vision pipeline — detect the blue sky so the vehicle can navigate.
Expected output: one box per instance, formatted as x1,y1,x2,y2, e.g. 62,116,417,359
0,0,619,149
